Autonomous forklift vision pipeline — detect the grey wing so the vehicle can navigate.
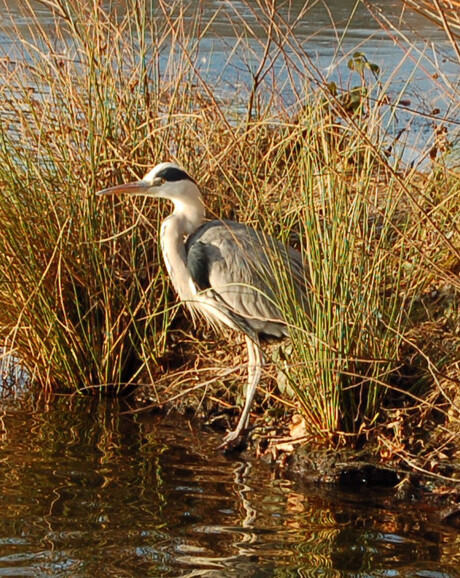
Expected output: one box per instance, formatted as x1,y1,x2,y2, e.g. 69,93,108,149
186,221,308,337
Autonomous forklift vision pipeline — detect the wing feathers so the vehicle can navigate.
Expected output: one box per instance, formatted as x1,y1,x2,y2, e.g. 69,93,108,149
185,220,307,336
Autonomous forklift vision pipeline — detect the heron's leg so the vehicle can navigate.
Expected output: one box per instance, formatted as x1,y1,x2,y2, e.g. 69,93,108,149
221,334,263,446
241,334,263,430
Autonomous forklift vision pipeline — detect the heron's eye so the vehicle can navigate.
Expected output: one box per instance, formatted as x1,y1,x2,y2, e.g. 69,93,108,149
151,176,166,187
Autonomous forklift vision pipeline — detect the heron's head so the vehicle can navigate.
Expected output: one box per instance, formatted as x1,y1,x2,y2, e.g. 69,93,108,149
97,162,201,206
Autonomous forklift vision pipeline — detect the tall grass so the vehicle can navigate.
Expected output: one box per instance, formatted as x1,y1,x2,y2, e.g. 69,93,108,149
0,0,174,392
272,104,424,440
0,0,458,447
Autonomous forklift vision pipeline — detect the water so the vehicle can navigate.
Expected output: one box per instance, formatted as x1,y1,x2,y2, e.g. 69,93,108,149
0,395,458,577
168,0,459,166
1,0,458,167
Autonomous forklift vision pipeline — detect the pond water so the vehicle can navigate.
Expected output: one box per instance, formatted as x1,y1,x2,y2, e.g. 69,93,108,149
1,0,458,166
0,395,458,577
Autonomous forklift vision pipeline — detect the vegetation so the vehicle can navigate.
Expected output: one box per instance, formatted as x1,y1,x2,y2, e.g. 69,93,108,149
0,0,458,475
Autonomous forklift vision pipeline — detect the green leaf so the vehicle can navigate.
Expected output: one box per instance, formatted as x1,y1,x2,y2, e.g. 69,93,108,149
369,63,380,75
327,81,338,96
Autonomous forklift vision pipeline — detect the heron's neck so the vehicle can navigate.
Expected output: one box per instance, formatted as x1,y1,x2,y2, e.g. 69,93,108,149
172,197,205,236
160,199,205,301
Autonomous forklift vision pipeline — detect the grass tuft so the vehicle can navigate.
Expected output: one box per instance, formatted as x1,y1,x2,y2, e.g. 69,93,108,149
0,0,458,464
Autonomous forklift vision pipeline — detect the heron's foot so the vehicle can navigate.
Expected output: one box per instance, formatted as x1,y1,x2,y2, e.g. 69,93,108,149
217,428,247,452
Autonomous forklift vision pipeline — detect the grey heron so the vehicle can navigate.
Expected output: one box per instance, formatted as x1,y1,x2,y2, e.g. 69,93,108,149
97,162,308,447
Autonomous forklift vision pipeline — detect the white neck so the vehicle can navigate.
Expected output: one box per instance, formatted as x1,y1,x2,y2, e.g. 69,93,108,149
160,194,205,302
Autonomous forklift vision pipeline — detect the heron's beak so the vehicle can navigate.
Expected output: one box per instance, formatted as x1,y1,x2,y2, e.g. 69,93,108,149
97,178,161,197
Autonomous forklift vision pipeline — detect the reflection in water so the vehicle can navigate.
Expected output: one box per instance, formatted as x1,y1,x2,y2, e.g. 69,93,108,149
0,395,458,576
